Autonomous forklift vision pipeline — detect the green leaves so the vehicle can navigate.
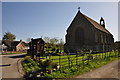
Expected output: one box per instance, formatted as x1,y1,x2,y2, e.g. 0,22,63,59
2,32,16,41
22,56,40,73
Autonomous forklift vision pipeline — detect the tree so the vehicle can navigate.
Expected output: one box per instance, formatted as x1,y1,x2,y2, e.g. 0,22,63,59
43,37,50,43
50,37,59,44
43,37,59,44
2,32,16,41
58,39,64,52
59,39,64,46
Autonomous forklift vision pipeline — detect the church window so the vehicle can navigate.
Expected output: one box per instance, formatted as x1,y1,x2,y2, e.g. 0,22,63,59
75,28,84,45
95,32,98,42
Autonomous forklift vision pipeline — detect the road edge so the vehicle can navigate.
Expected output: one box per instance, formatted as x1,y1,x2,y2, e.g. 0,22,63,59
17,58,25,79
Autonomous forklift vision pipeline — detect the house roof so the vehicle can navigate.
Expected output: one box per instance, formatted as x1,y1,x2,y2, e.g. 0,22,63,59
2,40,13,47
29,38,45,45
32,38,45,43
21,42,29,47
11,41,20,47
2,40,28,48
78,11,112,35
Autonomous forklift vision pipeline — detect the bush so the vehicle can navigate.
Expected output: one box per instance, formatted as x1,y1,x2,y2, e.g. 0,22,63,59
63,68,71,74
22,56,40,74
70,66,78,72
38,59,60,73
87,54,93,60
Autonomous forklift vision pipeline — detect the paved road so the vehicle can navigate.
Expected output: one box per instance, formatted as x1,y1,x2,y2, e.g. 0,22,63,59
75,59,120,78
0,54,26,78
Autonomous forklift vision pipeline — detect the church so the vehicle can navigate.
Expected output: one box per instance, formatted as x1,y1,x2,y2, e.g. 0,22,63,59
64,8,114,53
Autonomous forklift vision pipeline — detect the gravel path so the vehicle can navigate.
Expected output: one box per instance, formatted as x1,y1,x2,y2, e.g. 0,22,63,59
75,59,120,78
0,54,26,78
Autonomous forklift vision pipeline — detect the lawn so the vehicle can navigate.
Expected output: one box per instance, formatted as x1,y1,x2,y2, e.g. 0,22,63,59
22,51,119,78
43,51,119,78
40,51,118,68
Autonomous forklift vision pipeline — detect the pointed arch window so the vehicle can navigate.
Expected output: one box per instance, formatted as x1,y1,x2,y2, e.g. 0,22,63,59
75,27,84,46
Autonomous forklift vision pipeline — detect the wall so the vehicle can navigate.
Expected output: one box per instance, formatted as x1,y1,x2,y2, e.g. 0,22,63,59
16,43,26,51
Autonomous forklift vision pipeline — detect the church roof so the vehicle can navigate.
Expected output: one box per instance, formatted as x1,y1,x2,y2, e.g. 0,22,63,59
84,14,111,34
79,11,112,35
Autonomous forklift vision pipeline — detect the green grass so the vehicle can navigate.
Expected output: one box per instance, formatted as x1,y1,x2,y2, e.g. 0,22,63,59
22,51,120,78
40,51,118,68
42,51,119,78
44,55,119,78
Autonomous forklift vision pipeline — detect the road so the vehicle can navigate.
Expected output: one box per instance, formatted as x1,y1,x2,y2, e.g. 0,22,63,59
0,53,26,79
75,59,120,78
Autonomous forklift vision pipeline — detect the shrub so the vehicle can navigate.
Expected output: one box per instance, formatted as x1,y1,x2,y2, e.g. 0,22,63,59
38,59,60,73
70,66,78,72
22,56,40,74
63,68,71,74
87,54,93,60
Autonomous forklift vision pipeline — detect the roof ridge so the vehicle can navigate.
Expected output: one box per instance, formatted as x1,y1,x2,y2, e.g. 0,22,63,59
81,13,112,35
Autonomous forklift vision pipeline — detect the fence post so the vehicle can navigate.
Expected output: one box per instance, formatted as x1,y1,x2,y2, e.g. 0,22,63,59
49,54,50,59
102,50,104,59
106,51,107,57
108,51,110,57
106,51,108,57
82,51,84,69
105,51,106,58
66,49,71,68
59,54,61,66
93,53,98,60
68,55,71,68
115,50,117,57
116,51,118,57
110,50,112,57
76,51,78,66
117,49,120,57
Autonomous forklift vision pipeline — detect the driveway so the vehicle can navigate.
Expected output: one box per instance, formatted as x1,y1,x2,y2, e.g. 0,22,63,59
0,53,26,79
75,59,120,78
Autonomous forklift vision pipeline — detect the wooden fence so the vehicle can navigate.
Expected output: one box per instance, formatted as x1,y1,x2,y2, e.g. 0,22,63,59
45,50,119,69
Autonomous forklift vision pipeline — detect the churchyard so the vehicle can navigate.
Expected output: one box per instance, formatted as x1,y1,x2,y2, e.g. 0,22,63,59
21,7,119,79
22,49,119,79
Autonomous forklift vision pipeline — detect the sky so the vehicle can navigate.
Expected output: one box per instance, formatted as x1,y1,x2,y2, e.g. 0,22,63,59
118,2,120,41
2,2,118,42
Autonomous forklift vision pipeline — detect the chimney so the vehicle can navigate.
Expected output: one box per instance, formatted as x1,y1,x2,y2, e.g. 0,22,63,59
20,40,22,42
